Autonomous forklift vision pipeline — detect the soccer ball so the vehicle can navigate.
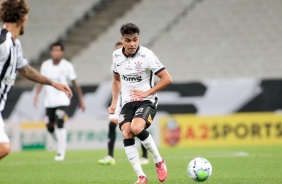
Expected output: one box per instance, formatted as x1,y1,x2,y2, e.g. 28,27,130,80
187,157,212,182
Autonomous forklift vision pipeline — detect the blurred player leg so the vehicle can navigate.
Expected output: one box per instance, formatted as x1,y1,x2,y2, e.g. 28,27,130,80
99,97,121,165
54,108,67,161
98,120,117,165
45,108,57,141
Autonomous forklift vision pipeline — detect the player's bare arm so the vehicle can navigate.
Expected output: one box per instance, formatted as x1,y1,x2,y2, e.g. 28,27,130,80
18,65,73,98
108,73,121,114
33,84,43,107
72,80,86,111
130,69,172,99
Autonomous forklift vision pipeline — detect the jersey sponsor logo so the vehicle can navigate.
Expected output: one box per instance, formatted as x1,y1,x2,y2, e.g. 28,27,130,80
122,74,142,82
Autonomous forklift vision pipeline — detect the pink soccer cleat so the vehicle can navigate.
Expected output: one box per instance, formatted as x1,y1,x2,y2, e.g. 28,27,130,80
156,159,168,182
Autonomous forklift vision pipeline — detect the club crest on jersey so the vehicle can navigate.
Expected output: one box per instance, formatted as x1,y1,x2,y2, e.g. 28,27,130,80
134,61,143,72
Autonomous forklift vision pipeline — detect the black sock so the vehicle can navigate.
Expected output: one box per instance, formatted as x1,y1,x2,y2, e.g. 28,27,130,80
136,129,149,141
123,138,135,147
108,122,117,157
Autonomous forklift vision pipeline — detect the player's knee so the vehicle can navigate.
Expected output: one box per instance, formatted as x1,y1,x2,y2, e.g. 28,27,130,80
130,125,143,135
131,118,146,135
122,129,134,139
0,143,11,158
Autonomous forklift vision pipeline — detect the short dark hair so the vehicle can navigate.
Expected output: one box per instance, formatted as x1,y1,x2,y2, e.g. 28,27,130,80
0,0,29,24
120,23,140,35
115,41,122,47
50,42,64,51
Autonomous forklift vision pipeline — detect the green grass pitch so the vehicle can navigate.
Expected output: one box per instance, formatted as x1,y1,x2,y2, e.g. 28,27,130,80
0,145,282,184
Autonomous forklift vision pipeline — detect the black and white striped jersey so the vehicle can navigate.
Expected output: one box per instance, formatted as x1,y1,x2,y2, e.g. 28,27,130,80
0,29,28,112
112,45,165,107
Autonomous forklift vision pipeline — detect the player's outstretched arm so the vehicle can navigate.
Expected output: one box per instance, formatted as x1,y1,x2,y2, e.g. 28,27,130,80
18,65,73,98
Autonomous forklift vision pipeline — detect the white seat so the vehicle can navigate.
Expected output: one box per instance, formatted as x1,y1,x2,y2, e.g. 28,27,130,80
21,0,100,61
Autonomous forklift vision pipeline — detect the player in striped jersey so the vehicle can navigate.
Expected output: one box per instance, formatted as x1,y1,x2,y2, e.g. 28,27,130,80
0,0,72,161
108,23,173,183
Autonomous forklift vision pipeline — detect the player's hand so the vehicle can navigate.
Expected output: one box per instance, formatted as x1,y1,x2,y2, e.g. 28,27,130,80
52,82,73,98
33,96,38,107
130,89,149,99
79,101,86,112
108,104,117,114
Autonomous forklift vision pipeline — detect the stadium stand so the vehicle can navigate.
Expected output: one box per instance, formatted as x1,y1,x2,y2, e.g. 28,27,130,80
16,0,141,86
71,0,194,85
62,0,140,61
151,0,282,81
71,0,282,84
20,0,100,62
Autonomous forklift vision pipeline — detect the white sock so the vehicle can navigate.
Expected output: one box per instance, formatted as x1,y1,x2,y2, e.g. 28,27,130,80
124,144,146,177
56,128,67,156
141,134,162,163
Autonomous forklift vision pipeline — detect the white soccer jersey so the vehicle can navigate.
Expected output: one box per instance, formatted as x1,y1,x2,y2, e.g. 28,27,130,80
0,29,28,114
40,59,76,107
112,45,165,106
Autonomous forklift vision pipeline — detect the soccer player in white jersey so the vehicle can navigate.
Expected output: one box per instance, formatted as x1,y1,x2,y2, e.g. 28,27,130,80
108,23,173,183
99,42,149,166
33,42,85,161
0,0,72,161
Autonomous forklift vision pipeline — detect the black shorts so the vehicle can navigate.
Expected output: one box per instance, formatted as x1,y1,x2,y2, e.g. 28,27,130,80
118,100,157,130
45,106,68,124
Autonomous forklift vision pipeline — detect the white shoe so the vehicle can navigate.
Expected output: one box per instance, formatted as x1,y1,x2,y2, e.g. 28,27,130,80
54,154,65,161
139,157,149,165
